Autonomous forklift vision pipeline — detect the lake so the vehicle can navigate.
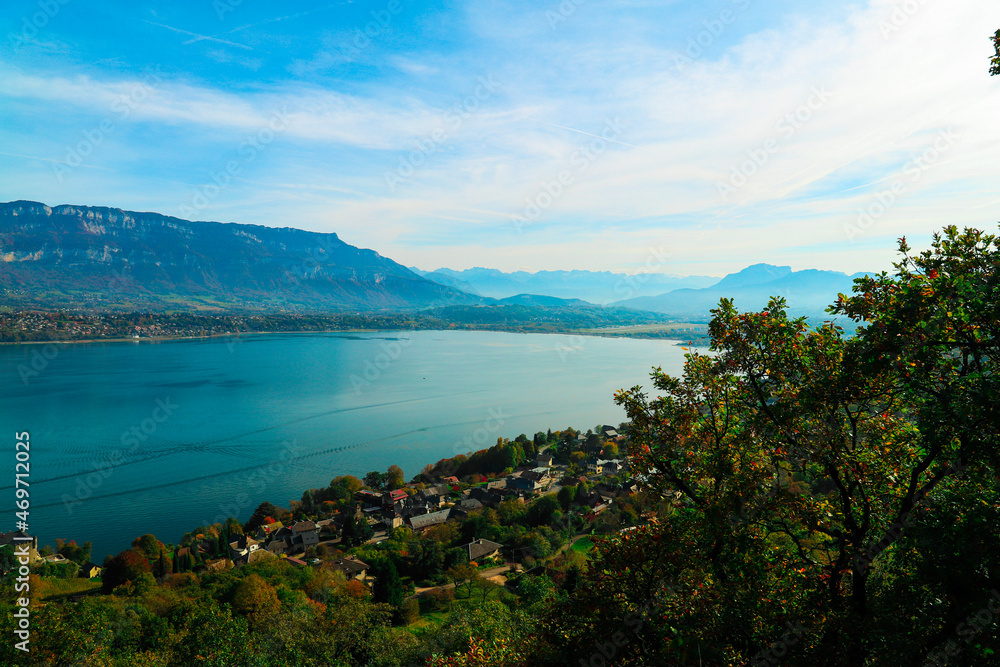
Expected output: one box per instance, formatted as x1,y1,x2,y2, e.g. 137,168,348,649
1,330,694,559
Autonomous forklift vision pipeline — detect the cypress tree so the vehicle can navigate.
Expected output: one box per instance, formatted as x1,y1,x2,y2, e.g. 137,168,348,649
373,559,404,608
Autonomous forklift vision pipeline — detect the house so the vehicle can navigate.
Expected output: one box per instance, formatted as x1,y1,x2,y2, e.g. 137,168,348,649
486,478,508,490
382,512,404,530
525,467,551,482
254,521,284,541
601,425,619,439
535,453,554,468
39,553,68,565
355,490,382,508
620,481,640,496
508,475,543,493
266,539,290,556
450,498,483,518
290,521,320,548
331,557,370,581
229,535,262,563
408,508,451,532
383,489,409,509
469,487,494,506
285,557,308,567
465,538,504,563
414,490,444,508
442,476,460,485
80,561,102,578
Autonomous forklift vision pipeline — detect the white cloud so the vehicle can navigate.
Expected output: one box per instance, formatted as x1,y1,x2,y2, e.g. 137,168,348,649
1,0,998,276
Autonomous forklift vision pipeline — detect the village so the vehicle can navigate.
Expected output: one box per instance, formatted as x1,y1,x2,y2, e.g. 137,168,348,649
1,424,644,606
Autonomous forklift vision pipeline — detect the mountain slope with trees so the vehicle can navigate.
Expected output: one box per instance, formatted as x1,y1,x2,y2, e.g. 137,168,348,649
0,201,482,312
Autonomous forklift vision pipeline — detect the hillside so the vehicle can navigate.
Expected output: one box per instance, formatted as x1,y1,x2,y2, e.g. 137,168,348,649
0,201,481,312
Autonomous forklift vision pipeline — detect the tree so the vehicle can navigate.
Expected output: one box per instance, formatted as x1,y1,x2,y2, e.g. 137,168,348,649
526,495,560,527
603,441,619,458
446,562,478,599
385,464,405,490
55,539,92,566
498,498,526,525
102,549,152,593
0,546,15,573
372,559,404,609
557,485,576,511
364,470,386,491
131,534,166,563
232,574,280,628
542,226,1000,665
245,502,287,533
991,28,1000,76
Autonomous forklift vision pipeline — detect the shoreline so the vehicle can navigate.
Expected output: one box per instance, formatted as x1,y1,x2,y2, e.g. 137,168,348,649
1,327,708,347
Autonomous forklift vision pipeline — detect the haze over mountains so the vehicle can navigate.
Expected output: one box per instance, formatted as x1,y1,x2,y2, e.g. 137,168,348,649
411,267,718,303
612,264,872,321
416,263,870,321
0,201,868,320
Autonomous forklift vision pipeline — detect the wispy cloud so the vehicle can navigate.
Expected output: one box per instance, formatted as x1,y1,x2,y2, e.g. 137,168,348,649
0,0,998,276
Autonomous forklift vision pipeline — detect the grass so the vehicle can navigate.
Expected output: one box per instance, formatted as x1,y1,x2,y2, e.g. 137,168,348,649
38,577,103,601
570,537,594,555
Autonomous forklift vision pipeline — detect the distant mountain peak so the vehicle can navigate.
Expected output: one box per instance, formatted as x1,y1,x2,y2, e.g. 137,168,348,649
711,263,793,290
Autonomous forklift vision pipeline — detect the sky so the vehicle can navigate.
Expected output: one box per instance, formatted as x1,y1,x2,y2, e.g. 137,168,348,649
1,0,998,278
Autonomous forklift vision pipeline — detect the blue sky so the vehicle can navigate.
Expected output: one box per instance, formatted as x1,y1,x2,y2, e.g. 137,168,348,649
1,0,998,277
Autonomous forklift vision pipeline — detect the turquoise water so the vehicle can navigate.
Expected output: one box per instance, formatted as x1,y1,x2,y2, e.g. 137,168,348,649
0,330,693,559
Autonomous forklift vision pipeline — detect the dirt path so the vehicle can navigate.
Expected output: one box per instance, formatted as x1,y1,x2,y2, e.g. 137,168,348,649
411,564,513,597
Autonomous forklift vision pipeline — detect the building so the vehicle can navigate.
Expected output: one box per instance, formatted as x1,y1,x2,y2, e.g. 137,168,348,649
80,562,102,578
331,557,370,581
229,535,262,564
465,538,504,563
383,489,409,509
290,521,320,548
450,498,484,518
408,508,451,532
254,521,284,542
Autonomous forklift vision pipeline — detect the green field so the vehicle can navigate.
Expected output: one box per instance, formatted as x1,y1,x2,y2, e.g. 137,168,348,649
38,577,103,601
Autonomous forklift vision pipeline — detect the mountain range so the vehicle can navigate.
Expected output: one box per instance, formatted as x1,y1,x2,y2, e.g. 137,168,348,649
0,200,868,320
0,201,480,312
611,263,871,320
411,266,718,303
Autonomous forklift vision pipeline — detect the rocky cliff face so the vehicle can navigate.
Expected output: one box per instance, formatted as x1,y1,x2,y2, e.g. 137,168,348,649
0,201,479,312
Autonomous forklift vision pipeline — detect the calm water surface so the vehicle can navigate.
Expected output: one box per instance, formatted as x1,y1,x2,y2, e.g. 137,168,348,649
1,330,694,558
